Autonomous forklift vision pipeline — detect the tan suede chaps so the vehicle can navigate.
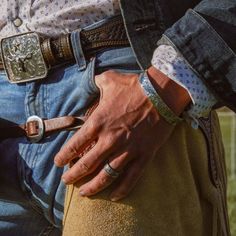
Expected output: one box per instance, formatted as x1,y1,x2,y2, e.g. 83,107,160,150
62,111,230,236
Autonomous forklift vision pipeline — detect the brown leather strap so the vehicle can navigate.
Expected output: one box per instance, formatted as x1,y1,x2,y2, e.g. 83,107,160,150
0,102,98,142
0,116,85,142
80,16,129,56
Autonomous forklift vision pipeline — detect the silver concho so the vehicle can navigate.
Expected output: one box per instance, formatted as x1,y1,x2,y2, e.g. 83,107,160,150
1,32,48,83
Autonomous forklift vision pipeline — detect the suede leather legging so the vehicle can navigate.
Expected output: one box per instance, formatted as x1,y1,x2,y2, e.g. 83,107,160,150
63,112,230,236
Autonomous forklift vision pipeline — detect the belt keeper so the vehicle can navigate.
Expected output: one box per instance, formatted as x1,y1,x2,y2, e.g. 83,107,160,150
41,38,56,66
59,34,73,60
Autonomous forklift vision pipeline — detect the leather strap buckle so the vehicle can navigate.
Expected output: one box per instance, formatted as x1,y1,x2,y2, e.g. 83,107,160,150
25,115,86,143
0,32,48,83
26,115,45,143
0,102,98,142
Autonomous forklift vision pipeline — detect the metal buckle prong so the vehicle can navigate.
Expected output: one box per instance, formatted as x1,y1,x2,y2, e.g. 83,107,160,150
26,115,45,143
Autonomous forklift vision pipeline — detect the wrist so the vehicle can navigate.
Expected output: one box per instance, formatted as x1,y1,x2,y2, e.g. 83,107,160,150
147,66,191,116
138,72,183,125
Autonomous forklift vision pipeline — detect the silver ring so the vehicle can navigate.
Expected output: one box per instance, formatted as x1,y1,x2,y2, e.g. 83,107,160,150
103,162,120,178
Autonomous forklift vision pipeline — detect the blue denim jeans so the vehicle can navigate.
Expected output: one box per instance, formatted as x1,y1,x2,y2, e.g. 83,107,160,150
0,18,141,235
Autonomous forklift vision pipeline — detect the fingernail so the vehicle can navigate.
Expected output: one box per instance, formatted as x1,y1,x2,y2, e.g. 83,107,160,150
61,177,68,184
54,159,59,165
110,196,121,202
54,159,62,167
79,190,86,196
54,154,65,167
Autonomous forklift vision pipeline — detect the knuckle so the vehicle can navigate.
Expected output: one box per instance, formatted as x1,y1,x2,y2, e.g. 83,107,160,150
98,174,111,186
85,187,95,195
78,160,90,174
99,70,117,82
103,132,121,148
86,183,101,195
55,153,64,165
65,171,79,183
104,135,115,147
66,143,79,158
88,120,99,133
103,70,115,77
86,116,102,134
82,122,93,136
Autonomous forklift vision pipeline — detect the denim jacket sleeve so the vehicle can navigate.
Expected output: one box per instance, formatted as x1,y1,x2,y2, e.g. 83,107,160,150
120,0,236,112
162,0,236,112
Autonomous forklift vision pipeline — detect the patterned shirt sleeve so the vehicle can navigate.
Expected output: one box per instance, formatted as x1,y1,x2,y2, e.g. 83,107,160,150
151,45,217,128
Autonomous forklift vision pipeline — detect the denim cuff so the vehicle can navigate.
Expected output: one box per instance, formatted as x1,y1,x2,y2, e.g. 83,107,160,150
160,9,236,113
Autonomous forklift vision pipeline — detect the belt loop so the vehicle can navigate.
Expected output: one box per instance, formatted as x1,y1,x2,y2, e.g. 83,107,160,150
70,29,87,71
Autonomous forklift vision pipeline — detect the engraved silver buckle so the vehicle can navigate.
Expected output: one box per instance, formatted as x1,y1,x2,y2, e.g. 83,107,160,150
0,32,48,83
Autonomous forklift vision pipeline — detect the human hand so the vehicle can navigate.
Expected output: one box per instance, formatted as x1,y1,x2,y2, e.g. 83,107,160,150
54,70,175,201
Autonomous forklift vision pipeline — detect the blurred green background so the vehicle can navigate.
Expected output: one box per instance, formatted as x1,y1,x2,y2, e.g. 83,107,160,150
218,109,236,236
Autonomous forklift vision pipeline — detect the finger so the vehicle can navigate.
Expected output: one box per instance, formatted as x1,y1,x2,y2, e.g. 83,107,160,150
109,158,146,202
61,138,116,184
108,150,131,171
54,114,101,167
78,151,131,196
78,169,114,197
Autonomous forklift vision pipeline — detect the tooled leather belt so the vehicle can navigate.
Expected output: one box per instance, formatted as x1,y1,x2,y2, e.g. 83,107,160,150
0,15,129,83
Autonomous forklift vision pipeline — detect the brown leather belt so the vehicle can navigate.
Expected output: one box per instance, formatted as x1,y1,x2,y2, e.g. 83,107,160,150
0,15,129,83
41,15,129,67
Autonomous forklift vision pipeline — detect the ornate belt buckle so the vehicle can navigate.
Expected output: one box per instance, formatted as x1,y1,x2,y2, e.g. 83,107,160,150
0,32,48,83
